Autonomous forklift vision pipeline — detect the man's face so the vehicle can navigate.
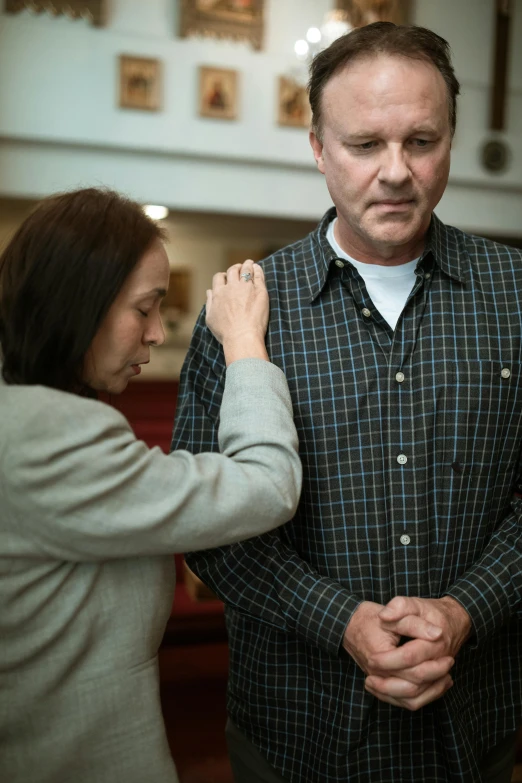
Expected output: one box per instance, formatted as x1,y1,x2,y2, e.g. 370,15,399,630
310,54,452,262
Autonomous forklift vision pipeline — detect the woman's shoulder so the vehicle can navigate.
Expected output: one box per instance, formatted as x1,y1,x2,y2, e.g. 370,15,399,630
0,381,130,445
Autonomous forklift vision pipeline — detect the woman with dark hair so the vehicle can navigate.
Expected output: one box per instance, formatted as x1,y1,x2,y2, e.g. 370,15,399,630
0,187,301,783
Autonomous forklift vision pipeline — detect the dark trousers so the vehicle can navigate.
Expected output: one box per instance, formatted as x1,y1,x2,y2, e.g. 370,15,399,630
226,720,288,783
226,719,517,783
480,731,518,783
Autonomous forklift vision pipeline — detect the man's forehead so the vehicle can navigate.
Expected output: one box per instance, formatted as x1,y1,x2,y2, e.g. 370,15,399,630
317,54,451,138
326,52,444,92
321,54,449,117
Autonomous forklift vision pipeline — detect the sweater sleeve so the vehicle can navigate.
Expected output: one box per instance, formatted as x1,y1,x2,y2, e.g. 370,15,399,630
3,358,301,561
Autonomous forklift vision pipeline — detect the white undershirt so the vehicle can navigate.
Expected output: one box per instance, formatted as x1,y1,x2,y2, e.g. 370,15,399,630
327,218,419,330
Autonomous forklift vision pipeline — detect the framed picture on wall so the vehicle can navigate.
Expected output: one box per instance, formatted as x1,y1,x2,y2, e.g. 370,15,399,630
337,0,411,26
277,76,311,129
179,0,264,50
199,66,238,120
160,268,192,347
119,55,162,111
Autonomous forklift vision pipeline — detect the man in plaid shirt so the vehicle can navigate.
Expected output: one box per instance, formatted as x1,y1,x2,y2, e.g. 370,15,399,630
172,22,522,783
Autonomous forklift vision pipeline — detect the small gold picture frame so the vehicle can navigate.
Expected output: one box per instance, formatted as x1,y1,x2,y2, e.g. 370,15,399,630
277,76,311,129
160,268,193,347
199,66,238,121
180,0,264,50
337,0,411,26
119,55,162,112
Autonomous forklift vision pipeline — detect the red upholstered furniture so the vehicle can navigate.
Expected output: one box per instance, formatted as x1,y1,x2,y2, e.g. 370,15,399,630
107,378,180,454
101,378,226,645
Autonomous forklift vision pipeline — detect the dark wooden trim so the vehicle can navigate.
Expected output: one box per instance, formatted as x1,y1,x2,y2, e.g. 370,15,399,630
490,0,513,131
4,0,105,27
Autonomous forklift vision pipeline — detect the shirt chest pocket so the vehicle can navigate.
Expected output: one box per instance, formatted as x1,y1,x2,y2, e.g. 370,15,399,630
435,361,522,562
447,360,522,479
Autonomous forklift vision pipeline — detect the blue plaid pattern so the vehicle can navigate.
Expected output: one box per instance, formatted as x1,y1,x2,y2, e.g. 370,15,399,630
171,208,522,783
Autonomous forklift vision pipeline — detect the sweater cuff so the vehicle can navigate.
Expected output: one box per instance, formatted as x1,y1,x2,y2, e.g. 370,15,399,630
225,358,287,393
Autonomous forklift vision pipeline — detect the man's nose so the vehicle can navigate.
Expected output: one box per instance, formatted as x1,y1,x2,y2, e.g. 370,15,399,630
378,145,411,187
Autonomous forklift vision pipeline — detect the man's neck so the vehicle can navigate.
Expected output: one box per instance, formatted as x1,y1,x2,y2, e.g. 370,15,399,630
333,219,426,267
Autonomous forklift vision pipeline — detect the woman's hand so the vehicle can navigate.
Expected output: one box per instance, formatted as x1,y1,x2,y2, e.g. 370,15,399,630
206,259,270,366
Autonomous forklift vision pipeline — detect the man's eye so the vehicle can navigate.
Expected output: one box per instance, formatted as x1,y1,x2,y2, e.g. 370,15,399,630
358,141,375,150
413,139,430,147
138,309,148,317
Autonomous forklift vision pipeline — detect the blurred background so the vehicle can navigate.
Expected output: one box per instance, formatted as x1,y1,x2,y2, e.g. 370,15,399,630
1,2,520,781
0,0,521,378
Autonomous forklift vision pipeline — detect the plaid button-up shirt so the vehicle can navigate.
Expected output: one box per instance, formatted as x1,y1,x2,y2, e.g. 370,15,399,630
171,208,522,783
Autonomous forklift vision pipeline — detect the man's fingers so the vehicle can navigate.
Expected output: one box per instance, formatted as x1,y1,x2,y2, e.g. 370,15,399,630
365,673,454,711
369,655,454,685
368,638,446,672
366,674,424,699
406,656,454,684
380,613,442,641
379,596,420,622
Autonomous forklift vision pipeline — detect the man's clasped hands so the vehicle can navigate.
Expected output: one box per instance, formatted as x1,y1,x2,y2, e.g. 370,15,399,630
343,596,472,711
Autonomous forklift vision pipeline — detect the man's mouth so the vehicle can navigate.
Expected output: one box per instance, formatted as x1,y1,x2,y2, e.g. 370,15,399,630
373,199,414,207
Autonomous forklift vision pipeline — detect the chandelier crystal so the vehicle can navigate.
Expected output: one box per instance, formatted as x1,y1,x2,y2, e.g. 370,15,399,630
294,10,352,62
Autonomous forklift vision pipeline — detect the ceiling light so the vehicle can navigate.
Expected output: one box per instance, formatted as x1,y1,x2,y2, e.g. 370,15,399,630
306,27,322,44
294,11,351,67
143,204,169,220
294,39,310,58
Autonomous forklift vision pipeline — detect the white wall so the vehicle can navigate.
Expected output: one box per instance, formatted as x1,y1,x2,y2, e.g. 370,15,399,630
0,0,521,233
414,0,522,232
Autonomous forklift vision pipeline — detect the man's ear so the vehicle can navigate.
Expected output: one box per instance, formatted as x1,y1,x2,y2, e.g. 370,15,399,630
309,131,325,174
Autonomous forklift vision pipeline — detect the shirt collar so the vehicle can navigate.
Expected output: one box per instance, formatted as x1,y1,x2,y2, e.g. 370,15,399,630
423,212,468,284
307,208,468,302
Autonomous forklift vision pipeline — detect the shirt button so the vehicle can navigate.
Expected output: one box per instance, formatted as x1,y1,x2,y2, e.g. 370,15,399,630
397,454,408,465
362,308,372,317
400,534,411,545
334,259,345,268
424,272,431,280
501,367,511,379
395,372,405,383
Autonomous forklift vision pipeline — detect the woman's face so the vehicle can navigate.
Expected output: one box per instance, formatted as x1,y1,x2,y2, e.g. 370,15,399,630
83,239,170,394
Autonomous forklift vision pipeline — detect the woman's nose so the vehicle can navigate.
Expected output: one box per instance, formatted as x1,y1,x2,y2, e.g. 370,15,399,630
145,313,166,347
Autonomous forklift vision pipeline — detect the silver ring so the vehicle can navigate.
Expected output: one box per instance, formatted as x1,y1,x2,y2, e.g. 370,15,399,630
240,272,252,282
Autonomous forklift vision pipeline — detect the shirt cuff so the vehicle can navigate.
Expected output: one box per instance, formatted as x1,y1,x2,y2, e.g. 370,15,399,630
293,583,362,656
444,568,512,646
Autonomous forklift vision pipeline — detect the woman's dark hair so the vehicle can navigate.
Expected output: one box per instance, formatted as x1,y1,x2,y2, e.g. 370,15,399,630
0,187,166,391
309,22,460,141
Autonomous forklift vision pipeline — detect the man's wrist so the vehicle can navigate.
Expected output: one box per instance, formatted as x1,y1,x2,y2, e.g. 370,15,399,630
439,596,472,652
